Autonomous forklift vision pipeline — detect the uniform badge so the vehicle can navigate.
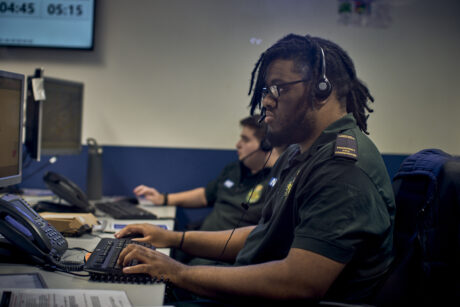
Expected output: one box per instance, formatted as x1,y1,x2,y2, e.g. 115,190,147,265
284,169,301,198
246,184,264,203
334,134,358,160
285,181,294,197
224,179,234,188
269,177,278,187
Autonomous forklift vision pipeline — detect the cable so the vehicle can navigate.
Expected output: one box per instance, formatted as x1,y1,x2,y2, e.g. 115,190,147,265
218,149,273,261
59,271,90,277
21,156,58,182
67,246,91,253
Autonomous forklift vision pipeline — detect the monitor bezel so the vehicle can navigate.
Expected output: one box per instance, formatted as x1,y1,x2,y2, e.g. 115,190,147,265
0,70,24,188
0,0,97,51
40,76,84,156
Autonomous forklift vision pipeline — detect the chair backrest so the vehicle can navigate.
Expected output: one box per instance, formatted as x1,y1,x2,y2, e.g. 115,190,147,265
373,149,459,306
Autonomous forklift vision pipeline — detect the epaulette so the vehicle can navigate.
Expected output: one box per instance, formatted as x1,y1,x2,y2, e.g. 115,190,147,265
334,133,358,160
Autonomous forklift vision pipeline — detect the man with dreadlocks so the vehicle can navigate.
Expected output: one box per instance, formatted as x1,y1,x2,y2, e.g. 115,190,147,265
115,34,395,305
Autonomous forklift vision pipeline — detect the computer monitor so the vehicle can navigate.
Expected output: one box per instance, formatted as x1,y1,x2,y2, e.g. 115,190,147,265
26,76,84,158
0,70,24,188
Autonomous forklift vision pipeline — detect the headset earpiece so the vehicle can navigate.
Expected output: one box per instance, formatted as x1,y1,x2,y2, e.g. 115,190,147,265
315,46,332,101
259,137,272,152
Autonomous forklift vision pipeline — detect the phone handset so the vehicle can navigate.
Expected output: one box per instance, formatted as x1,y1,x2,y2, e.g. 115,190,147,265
0,194,68,265
43,171,94,213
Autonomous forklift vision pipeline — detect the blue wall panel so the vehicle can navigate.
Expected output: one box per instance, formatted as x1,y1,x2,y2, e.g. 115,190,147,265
20,145,238,197
19,145,409,230
21,146,408,194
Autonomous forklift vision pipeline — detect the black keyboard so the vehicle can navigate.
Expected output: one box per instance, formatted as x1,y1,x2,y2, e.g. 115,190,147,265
95,200,157,219
85,238,159,283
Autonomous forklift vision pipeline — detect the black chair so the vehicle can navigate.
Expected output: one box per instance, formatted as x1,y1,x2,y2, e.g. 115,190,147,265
372,152,460,306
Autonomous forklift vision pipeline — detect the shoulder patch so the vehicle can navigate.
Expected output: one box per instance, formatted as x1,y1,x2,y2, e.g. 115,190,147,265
334,134,358,160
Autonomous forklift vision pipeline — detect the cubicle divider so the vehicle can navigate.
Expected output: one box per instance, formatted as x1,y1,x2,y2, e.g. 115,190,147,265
19,144,408,230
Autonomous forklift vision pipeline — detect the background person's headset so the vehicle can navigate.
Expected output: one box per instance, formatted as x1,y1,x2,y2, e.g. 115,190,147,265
240,135,272,162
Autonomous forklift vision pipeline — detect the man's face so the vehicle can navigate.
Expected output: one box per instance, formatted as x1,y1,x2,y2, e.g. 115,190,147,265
236,126,266,170
262,59,316,147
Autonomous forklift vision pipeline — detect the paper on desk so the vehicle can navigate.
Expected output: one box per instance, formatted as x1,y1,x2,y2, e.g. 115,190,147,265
0,288,132,307
104,221,168,233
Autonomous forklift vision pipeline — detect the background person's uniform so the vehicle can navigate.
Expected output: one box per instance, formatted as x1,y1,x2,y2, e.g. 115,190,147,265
200,161,272,231
186,161,272,266
235,114,395,303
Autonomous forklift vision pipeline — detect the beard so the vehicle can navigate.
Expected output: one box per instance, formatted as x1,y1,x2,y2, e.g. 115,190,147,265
266,109,316,147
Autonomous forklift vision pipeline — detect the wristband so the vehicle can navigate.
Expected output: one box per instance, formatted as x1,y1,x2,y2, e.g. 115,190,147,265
162,193,168,206
179,231,186,249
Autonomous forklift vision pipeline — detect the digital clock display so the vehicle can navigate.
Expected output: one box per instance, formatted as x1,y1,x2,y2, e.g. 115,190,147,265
0,0,95,49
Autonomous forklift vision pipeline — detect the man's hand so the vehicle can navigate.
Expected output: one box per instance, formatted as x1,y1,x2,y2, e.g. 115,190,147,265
114,223,181,248
133,185,164,205
117,244,187,284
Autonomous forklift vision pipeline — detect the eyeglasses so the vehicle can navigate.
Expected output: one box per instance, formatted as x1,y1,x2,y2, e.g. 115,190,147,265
261,79,308,99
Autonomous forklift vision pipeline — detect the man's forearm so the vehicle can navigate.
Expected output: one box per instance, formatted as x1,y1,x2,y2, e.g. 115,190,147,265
172,248,343,302
168,187,207,208
180,226,255,262
173,258,307,301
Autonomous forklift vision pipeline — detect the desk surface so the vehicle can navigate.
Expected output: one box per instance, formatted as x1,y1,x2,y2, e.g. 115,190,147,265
21,193,177,220
0,234,170,306
0,193,176,307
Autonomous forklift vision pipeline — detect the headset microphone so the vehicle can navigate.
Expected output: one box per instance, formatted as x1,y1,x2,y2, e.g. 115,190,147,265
240,148,260,162
258,107,267,124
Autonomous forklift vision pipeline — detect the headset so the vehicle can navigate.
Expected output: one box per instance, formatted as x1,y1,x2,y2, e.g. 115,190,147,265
259,136,272,152
240,136,272,162
315,46,332,101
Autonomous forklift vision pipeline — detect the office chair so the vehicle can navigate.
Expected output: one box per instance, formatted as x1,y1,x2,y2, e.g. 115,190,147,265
372,150,460,306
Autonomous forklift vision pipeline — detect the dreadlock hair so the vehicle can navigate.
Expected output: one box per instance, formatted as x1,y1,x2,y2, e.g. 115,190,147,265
248,34,374,134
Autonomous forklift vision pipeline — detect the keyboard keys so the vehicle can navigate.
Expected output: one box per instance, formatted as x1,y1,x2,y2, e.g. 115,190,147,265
85,238,157,284
95,201,157,219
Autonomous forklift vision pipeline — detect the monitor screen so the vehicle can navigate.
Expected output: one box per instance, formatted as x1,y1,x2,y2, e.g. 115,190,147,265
0,70,24,188
40,77,84,156
0,0,96,50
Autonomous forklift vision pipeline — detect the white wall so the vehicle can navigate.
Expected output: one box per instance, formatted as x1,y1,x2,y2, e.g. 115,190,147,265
1,0,459,154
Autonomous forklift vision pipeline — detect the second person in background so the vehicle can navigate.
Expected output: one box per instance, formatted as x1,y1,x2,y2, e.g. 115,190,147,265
134,115,286,234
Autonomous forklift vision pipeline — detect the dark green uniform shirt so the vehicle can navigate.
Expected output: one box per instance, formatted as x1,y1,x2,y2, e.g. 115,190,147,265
200,161,272,231
234,114,395,303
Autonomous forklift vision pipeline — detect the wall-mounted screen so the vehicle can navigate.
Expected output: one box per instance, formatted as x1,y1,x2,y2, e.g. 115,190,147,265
0,0,96,50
